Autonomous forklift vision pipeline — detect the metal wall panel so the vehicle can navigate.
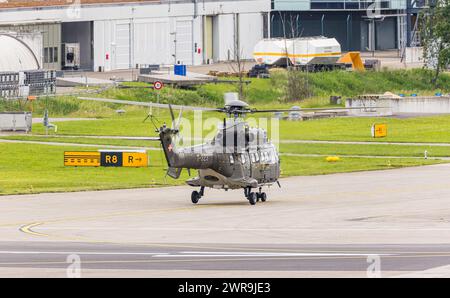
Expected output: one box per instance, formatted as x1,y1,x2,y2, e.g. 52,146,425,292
376,17,397,50
203,16,214,63
134,19,171,65
214,14,236,62
238,13,264,59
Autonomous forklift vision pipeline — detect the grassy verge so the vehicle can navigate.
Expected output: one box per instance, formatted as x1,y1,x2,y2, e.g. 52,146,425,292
276,115,450,143
1,69,449,117
18,112,450,144
280,142,450,158
0,143,444,195
2,135,161,148
3,135,450,158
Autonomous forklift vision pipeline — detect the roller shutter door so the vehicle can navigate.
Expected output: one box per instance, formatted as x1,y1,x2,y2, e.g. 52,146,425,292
176,20,193,65
115,23,131,69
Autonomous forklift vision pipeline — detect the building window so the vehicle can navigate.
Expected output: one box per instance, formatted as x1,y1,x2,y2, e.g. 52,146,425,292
53,47,58,63
44,47,58,64
44,48,49,64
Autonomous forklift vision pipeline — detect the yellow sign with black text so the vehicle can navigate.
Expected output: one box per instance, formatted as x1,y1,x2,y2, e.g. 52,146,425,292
372,124,388,138
65,151,148,168
123,152,148,167
64,152,101,167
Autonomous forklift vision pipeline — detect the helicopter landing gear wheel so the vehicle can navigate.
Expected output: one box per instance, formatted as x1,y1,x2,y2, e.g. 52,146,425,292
257,188,267,203
191,191,201,204
248,192,257,206
191,187,205,205
260,192,267,202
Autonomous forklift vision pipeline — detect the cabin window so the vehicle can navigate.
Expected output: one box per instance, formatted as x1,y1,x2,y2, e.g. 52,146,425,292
267,152,273,163
255,152,260,162
272,149,279,162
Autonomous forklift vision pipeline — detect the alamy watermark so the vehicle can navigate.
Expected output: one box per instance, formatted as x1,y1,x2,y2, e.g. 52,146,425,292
168,110,280,154
367,254,382,278
66,254,82,278
66,0,82,20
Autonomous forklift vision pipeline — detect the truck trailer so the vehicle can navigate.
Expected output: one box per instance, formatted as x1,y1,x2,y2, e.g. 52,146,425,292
253,36,343,71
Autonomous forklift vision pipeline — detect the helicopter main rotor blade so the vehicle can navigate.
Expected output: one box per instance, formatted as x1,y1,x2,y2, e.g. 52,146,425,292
175,107,184,130
168,104,176,128
77,97,221,112
250,107,390,113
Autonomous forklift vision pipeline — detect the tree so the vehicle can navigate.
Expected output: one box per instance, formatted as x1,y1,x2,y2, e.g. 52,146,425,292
278,12,311,102
228,47,246,100
420,0,450,86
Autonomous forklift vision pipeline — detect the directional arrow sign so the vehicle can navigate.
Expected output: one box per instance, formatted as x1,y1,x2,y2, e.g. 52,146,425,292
123,152,148,167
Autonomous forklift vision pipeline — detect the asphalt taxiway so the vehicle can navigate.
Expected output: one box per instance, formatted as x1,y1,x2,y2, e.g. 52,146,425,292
0,163,449,277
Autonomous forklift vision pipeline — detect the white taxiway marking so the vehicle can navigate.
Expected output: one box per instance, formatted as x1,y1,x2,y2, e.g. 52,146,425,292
0,251,393,258
35,227,450,231
152,252,393,258
0,251,168,256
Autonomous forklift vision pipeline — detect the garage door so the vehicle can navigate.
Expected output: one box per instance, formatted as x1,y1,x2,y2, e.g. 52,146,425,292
115,23,131,69
176,20,193,65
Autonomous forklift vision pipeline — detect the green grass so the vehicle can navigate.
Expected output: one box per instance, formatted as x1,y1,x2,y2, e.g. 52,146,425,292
1,69,449,195
275,115,450,143
2,69,449,117
0,142,444,195
0,143,186,195
279,142,450,158
280,156,442,177
299,68,450,98
2,135,160,148
21,112,450,144
4,135,450,158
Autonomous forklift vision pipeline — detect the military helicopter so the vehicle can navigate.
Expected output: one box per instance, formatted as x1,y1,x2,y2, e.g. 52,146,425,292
78,94,379,205
159,94,282,206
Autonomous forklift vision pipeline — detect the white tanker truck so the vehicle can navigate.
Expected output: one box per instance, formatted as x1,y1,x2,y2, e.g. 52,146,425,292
253,36,343,71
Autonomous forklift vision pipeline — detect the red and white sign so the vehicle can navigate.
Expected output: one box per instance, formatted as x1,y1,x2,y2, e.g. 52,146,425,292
153,81,164,91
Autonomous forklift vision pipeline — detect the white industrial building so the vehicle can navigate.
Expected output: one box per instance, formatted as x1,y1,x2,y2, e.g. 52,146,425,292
0,0,270,71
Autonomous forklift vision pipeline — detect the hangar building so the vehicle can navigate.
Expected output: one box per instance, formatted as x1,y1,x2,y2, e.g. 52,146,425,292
269,0,426,52
0,0,270,71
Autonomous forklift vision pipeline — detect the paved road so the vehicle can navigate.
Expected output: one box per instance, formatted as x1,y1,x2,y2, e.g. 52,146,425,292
0,242,449,278
0,163,449,277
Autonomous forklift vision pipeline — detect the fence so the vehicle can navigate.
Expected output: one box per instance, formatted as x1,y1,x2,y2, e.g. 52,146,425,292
0,70,56,99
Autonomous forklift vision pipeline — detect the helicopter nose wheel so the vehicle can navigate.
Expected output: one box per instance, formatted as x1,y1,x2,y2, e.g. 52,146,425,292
191,191,201,204
191,187,205,204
